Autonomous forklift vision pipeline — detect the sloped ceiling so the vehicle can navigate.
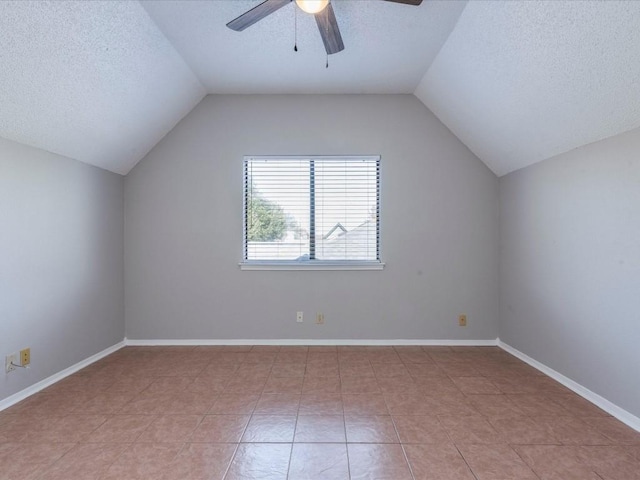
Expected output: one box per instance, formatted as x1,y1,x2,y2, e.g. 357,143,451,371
415,0,640,176
0,1,205,175
1,1,639,176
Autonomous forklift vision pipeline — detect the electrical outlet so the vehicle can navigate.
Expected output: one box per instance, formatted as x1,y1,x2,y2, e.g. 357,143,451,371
5,354,17,373
458,314,467,327
316,313,324,325
296,311,304,323
20,348,30,366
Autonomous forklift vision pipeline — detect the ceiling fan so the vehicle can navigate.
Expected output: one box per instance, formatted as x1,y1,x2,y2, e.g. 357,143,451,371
226,0,423,55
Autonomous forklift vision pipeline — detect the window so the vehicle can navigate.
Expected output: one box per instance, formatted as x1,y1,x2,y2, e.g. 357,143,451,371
241,156,382,270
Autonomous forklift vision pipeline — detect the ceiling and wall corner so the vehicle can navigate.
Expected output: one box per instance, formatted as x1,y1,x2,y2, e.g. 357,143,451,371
1,0,640,175
415,0,640,177
0,0,206,175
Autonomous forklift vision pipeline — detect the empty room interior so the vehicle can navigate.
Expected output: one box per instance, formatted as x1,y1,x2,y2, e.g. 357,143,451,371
1,0,639,479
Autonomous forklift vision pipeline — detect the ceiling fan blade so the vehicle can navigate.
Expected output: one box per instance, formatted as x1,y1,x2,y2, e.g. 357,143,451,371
383,0,423,5
315,2,344,55
227,0,291,32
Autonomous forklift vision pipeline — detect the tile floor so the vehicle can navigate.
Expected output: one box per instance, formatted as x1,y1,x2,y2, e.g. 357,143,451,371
0,345,639,479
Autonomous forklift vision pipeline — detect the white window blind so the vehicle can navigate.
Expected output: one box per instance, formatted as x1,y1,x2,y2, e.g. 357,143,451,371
243,156,381,268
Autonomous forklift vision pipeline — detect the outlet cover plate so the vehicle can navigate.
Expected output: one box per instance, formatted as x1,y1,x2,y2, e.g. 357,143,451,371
5,354,17,373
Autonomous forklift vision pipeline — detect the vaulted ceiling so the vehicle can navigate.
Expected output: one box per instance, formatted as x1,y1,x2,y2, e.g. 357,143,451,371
1,1,639,176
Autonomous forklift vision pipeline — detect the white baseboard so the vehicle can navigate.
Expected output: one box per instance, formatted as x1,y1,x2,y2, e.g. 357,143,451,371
498,339,640,433
0,341,126,412
125,338,499,347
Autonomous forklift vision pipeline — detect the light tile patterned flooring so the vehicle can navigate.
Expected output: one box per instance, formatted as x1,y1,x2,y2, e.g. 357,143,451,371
1,345,639,479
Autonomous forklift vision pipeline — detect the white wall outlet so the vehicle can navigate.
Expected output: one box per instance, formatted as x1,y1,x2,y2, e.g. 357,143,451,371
296,311,304,323
5,354,17,374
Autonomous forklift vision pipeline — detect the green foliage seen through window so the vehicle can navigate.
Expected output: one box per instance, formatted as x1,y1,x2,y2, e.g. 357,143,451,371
247,193,287,242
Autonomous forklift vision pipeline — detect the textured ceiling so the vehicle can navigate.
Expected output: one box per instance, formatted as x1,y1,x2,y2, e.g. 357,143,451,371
1,1,639,177
416,0,640,176
0,1,205,175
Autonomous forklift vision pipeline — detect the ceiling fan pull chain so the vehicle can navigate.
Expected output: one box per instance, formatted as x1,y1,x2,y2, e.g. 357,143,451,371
294,5,298,52
325,19,329,67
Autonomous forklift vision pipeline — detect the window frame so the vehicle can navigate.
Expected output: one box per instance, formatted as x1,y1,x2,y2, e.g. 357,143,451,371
240,155,384,271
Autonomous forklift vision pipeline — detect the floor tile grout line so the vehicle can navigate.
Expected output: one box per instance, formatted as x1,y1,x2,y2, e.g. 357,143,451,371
344,440,353,480
509,442,544,480
391,414,417,480
284,423,297,479
453,442,481,480
221,441,242,480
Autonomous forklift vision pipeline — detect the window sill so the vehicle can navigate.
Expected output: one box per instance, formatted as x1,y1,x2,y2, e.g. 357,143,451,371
239,261,385,271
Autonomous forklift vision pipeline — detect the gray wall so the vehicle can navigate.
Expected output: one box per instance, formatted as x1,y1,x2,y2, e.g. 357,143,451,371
499,127,640,418
125,94,499,341
0,138,124,402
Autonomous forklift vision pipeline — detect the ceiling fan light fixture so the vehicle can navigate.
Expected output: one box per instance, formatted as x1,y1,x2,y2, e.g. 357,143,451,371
295,0,329,15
